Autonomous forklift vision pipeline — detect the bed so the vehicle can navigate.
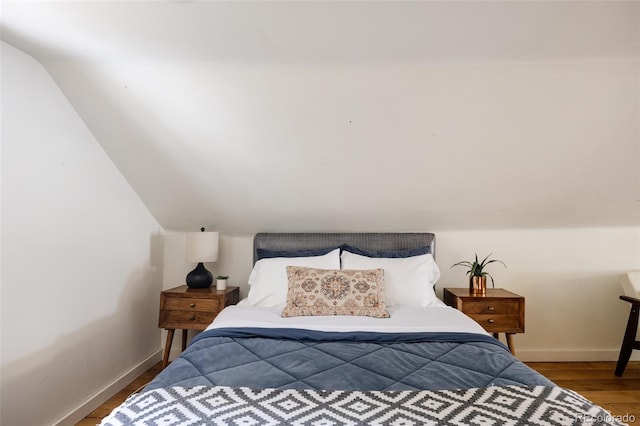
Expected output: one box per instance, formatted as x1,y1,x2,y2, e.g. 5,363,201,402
102,233,624,425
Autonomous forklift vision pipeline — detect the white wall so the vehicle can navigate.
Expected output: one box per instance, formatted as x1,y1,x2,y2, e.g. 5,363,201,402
46,59,639,233
0,42,164,426
163,227,640,362
437,227,640,361
3,2,636,234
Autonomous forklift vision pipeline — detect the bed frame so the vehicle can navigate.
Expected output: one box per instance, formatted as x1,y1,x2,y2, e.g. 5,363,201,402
253,232,435,264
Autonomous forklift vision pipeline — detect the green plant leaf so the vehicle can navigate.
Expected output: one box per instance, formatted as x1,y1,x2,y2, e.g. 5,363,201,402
451,253,506,282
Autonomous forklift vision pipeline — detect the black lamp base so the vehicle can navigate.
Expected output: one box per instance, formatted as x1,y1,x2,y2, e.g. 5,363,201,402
186,262,213,288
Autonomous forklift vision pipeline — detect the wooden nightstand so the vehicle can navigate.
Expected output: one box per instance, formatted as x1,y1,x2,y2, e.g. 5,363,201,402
159,285,240,368
443,288,524,355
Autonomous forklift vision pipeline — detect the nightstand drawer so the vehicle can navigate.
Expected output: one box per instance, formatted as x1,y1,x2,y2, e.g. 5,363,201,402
462,300,519,315
159,310,215,329
467,313,523,333
164,297,220,312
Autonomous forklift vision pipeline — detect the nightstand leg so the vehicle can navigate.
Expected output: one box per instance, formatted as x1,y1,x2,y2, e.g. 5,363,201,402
182,329,188,351
493,333,499,340
162,329,175,369
506,333,516,355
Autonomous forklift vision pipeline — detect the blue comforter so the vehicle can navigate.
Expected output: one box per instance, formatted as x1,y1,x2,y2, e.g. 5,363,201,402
146,327,553,392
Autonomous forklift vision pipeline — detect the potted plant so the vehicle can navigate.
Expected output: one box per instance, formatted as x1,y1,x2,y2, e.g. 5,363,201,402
216,275,229,291
451,254,506,295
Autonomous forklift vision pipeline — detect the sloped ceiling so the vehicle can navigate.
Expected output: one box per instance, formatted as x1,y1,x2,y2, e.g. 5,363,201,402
2,1,639,233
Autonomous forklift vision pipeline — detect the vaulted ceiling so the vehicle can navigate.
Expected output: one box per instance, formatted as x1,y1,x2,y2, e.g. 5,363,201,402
2,1,639,233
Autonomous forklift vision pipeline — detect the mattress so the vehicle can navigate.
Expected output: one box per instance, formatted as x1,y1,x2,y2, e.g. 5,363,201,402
207,302,488,334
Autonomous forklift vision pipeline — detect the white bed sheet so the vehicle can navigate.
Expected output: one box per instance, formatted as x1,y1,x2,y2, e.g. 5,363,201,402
206,299,488,335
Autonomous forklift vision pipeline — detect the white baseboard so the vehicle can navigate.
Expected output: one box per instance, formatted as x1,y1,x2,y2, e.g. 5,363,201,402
516,349,640,362
54,350,162,426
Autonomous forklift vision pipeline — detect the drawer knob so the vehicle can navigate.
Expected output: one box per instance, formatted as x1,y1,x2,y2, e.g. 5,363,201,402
190,303,195,308
487,319,495,324
190,315,195,321
488,306,495,312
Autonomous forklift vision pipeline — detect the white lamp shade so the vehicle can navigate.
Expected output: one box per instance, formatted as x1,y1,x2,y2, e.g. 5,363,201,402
186,231,219,262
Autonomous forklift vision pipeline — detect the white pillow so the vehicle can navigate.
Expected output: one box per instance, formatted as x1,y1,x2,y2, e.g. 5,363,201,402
247,249,341,307
340,251,441,307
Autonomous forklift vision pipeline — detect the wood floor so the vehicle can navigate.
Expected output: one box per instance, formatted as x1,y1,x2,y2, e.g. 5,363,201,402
77,362,164,426
79,361,640,425
526,361,640,423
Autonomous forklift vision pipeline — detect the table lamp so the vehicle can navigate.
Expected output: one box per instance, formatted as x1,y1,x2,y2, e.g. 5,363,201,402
185,228,219,288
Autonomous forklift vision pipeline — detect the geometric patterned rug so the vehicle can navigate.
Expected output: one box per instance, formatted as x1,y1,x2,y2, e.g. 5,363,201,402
100,385,626,426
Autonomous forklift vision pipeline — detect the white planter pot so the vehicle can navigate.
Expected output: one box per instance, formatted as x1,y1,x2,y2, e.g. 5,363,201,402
216,279,227,291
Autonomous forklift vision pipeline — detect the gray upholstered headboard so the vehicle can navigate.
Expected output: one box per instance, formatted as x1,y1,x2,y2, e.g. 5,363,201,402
253,233,435,264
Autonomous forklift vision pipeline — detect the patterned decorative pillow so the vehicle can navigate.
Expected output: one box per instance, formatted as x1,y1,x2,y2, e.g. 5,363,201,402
282,266,389,318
